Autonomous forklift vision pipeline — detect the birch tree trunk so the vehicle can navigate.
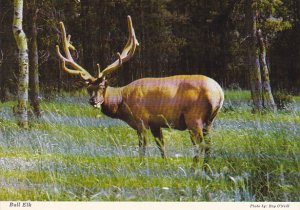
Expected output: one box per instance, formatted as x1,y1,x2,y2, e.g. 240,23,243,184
29,7,41,117
13,0,29,128
257,29,277,111
246,0,263,112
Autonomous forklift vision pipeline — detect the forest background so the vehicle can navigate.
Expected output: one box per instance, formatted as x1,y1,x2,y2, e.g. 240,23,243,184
1,0,299,107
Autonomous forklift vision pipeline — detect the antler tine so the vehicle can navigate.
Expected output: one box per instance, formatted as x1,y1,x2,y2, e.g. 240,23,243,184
100,16,139,77
97,63,101,78
122,15,139,59
56,22,96,81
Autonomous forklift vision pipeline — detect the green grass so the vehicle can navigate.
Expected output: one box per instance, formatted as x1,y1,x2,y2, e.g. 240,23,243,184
40,101,103,118
218,109,300,123
224,90,251,101
0,100,102,118
0,90,299,201
295,96,300,102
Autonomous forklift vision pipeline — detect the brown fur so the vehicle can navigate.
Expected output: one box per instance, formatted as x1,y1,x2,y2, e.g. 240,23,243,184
90,74,224,167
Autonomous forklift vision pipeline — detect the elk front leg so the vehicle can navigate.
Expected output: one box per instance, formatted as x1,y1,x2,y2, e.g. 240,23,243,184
149,115,167,158
137,129,148,157
150,126,165,158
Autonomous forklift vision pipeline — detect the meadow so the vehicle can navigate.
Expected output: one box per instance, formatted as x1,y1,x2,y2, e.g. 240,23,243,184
0,90,299,201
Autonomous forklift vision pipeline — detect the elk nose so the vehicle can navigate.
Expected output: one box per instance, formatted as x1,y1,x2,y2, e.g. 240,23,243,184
89,97,96,105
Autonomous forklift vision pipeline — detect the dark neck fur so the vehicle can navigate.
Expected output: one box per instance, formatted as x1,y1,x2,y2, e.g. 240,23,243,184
101,86,123,118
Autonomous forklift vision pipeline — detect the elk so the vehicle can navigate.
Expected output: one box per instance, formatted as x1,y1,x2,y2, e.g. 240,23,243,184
56,16,224,168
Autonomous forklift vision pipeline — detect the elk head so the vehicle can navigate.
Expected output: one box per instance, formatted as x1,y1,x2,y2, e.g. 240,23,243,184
56,16,139,108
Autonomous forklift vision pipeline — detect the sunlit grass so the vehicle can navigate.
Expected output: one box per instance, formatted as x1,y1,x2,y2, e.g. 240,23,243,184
0,90,299,201
224,90,251,101
40,100,102,118
218,109,300,123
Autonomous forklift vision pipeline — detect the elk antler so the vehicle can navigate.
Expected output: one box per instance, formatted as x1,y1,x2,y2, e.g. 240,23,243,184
56,16,138,81
99,15,139,78
56,22,96,82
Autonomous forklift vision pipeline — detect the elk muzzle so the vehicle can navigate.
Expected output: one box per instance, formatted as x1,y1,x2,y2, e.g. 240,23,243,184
89,95,104,108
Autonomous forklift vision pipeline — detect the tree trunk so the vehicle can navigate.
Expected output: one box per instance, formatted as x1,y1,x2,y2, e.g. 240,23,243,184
29,7,41,117
1,0,14,102
0,0,3,101
13,0,29,128
296,0,300,19
297,0,300,89
257,29,277,111
139,0,146,79
80,0,94,72
246,0,263,112
0,0,2,100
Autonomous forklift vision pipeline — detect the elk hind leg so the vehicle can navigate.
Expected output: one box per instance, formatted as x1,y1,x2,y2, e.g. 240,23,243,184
202,124,212,168
202,106,220,167
188,124,204,167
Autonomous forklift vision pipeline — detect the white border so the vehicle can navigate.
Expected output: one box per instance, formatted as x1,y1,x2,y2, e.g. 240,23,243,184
0,202,299,210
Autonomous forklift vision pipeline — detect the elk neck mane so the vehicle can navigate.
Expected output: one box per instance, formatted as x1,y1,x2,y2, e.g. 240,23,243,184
101,85,124,118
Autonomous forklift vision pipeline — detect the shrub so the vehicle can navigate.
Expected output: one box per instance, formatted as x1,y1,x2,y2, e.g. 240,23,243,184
228,83,241,91
273,90,293,110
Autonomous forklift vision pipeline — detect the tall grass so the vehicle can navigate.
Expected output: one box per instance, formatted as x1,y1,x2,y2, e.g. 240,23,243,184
0,90,299,201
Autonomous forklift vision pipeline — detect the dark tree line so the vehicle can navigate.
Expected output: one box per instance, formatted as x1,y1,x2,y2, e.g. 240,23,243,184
0,0,299,126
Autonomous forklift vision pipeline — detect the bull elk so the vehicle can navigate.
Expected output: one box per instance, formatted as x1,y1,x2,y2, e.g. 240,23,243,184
56,16,224,168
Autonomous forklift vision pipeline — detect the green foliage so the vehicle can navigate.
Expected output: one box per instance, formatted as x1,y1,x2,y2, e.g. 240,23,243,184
1,0,299,100
256,0,293,41
273,90,294,110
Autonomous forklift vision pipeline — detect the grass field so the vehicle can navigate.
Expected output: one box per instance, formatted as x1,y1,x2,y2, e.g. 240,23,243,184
0,90,299,201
